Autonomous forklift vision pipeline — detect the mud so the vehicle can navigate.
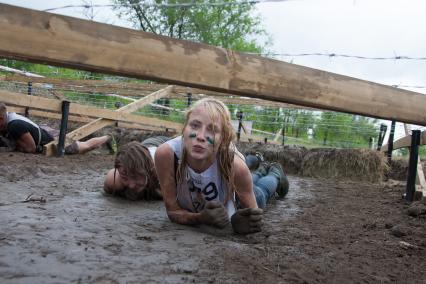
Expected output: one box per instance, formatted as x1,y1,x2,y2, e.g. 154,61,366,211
1,150,426,283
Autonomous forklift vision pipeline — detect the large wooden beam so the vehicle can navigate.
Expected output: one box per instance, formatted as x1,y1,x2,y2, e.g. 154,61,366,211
0,4,425,125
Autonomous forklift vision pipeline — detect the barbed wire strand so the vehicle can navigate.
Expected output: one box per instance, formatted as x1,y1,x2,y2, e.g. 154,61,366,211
43,0,293,12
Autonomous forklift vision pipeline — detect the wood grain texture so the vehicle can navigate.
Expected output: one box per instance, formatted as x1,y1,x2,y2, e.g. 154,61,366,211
0,4,425,125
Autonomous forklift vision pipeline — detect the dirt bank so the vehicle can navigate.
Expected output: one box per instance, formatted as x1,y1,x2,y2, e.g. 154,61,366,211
1,149,425,283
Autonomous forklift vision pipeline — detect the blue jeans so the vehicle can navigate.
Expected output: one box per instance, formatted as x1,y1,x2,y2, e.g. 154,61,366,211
252,171,278,208
245,154,278,208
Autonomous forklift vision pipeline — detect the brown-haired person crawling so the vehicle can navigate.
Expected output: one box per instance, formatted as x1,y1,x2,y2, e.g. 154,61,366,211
154,98,289,235
103,137,170,201
0,102,111,154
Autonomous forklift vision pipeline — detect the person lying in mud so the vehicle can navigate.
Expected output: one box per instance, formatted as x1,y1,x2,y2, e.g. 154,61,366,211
103,137,169,201
0,102,112,154
154,98,289,235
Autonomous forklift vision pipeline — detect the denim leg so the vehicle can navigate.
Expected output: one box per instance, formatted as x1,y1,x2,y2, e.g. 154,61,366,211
253,175,278,207
253,185,267,209
245,154,260,171
252,172,261,184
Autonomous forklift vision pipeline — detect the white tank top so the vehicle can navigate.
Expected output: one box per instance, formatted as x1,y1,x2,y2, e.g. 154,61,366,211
166,136,236,218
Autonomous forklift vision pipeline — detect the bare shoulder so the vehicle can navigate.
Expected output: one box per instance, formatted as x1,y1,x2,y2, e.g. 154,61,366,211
233,152,257,208
233,153,250,177
154,142,173,163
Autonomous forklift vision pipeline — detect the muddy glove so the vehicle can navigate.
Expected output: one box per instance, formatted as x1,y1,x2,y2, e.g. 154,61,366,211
231,208,263,234
199,201,230,228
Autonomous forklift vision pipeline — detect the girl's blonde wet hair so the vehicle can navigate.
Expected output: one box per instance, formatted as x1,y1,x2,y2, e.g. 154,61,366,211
176,98,237,202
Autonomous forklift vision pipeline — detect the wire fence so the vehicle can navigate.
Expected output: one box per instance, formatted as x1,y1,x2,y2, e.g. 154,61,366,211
0,74,391,150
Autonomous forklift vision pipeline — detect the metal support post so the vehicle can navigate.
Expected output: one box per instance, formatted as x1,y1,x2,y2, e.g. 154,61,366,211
57,101,70,157
25,81,32,117
377,123,387,151
405,130,421,202
387,120,396,163
236,110,243,142
187,92,192,107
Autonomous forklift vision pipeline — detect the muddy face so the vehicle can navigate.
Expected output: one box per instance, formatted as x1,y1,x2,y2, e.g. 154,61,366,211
116,166,147,198
183,106,222,168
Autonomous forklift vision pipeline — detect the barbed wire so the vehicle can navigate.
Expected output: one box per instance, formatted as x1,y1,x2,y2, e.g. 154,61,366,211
43,0,292,12
259,52,426,61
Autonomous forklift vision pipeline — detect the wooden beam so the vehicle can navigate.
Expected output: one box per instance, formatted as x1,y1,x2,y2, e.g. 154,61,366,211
0,64,44,77
7,106,173,133
380,131,426,152
273,128,282,142
43,86,176,155
8,106,91,123
0,5,425,125
6,74,310,110
0,90,182,128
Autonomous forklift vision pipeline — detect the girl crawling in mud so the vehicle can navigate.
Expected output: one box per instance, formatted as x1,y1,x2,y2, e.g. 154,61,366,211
104,98,288,234
103,137,167,200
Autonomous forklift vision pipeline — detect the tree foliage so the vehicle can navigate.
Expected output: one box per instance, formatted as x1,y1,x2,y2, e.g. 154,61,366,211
112,0,270,53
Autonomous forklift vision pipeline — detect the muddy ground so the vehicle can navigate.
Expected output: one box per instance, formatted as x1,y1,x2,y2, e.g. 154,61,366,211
1,145,426,283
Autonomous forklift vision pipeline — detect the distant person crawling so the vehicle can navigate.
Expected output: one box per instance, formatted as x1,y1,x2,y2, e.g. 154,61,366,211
154,98,289,235
103,137,170,200
0,102,112,154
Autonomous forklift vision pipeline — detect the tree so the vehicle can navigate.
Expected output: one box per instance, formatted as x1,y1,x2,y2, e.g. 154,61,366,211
112,0,270,53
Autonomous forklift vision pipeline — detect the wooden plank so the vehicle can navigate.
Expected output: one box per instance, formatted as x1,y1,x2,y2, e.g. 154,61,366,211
8,106,174,133
67,85,175,140
0,90,181,128
0,64,44,77
43,86,176,155
8,106,91,123
381,131,426,152
49,89,66,100
273,128,282,142
6,74,309,110
0,5,425,125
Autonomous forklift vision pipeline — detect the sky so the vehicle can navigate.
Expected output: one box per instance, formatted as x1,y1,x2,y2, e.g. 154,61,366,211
1,0,425,138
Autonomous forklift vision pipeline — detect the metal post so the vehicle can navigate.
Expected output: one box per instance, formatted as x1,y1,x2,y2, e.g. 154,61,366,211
405,130,421,202
387,120,396,163
369,137,373,149
236,110,243,142
282,117,287,146
187,92,192,107
377,123,387,151
57,101,70,157
25,81,32,117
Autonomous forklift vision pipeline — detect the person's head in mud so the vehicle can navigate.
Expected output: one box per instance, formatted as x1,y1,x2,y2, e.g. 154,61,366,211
104,141,161,200
154,98,266,235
